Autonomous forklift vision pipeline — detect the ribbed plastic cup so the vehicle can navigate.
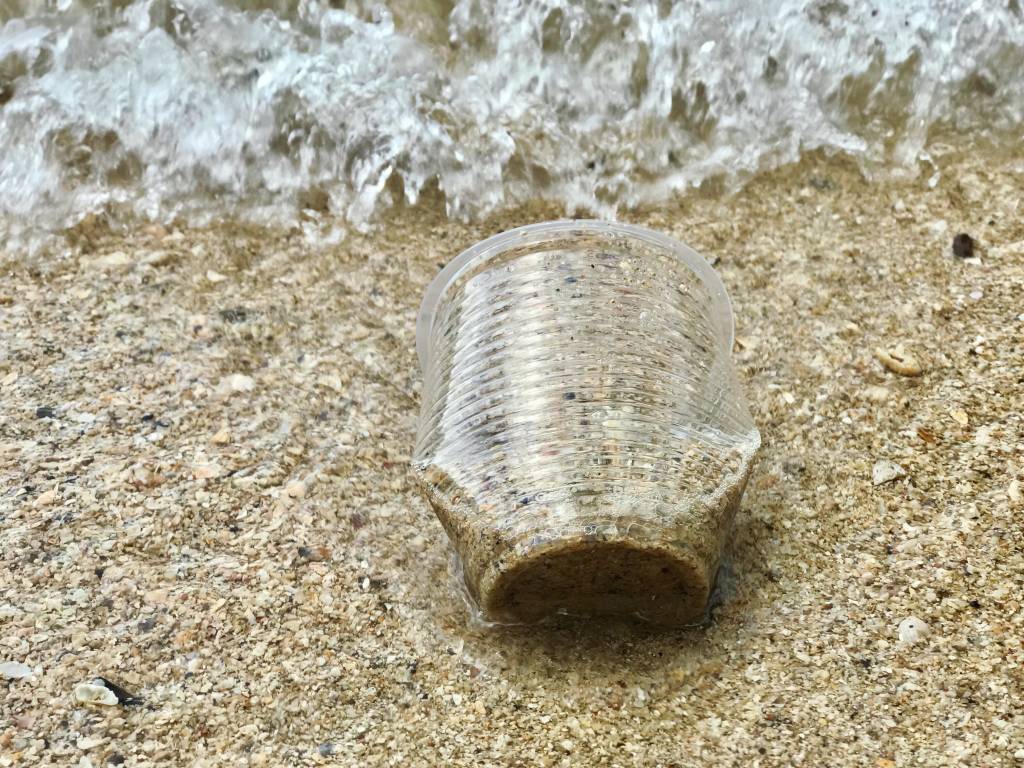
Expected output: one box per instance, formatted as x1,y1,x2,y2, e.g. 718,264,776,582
413,220,760,626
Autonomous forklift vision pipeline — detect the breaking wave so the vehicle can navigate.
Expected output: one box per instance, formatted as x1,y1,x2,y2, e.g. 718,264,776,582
1,0,1022,249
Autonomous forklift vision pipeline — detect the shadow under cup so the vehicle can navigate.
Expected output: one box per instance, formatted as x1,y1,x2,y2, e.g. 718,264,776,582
413,221,760,626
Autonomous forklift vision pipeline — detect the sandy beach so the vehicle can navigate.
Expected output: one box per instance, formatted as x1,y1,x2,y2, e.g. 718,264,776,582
1,150,1022,766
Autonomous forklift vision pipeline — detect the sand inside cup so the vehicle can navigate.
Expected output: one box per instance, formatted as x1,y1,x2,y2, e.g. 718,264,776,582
414,225,760,626
417,449,755,626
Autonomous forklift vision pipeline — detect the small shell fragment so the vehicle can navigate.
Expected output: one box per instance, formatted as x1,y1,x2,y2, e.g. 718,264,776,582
1007,479,1021,506
91,251,132,270
192,464,222,480
219,373,254,396
74,682,119,706
284,480,307,498
898,616,929,644
131,465,166,489
0,661,33,679
864,385,890,403
141,250,175,267
34,489,58,508
872,460,906,486
875,345,922,376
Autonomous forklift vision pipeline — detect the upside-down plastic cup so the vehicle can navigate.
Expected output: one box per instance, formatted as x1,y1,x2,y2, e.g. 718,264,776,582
413,220,760,626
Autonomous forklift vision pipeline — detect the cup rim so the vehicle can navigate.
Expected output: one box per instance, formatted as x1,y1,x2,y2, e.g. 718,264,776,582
416,219,735,370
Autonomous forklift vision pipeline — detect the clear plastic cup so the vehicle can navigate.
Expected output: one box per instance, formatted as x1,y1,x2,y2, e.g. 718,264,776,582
413,220,760,626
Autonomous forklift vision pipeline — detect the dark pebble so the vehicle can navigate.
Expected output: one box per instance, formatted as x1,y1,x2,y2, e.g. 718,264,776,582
218,307,248,323
297,545,331,563
35,406,55,418
952,233,975,259
563,392,576,400
318,744,335,756
782,457,806,475
107,754,126,766
363,576,387,591
96,677,143,705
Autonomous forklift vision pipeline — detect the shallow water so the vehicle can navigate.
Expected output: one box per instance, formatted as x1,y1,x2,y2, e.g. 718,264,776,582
1,0,1022,250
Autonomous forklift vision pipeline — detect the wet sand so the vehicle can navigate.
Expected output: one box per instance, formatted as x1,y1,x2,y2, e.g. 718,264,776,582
1,150,1022,766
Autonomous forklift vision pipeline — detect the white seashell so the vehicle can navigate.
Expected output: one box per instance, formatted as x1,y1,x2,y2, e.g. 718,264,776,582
219,373,254,396
74,682,119,706
0,661,33,679
872,460,906,486
898,616,929,644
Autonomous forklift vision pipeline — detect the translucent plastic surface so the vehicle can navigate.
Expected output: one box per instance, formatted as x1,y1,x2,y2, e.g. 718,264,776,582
413,221,760,626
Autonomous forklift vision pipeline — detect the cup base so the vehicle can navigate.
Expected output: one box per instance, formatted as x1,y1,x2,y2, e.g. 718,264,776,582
477,535,715,627
416,455,753,628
